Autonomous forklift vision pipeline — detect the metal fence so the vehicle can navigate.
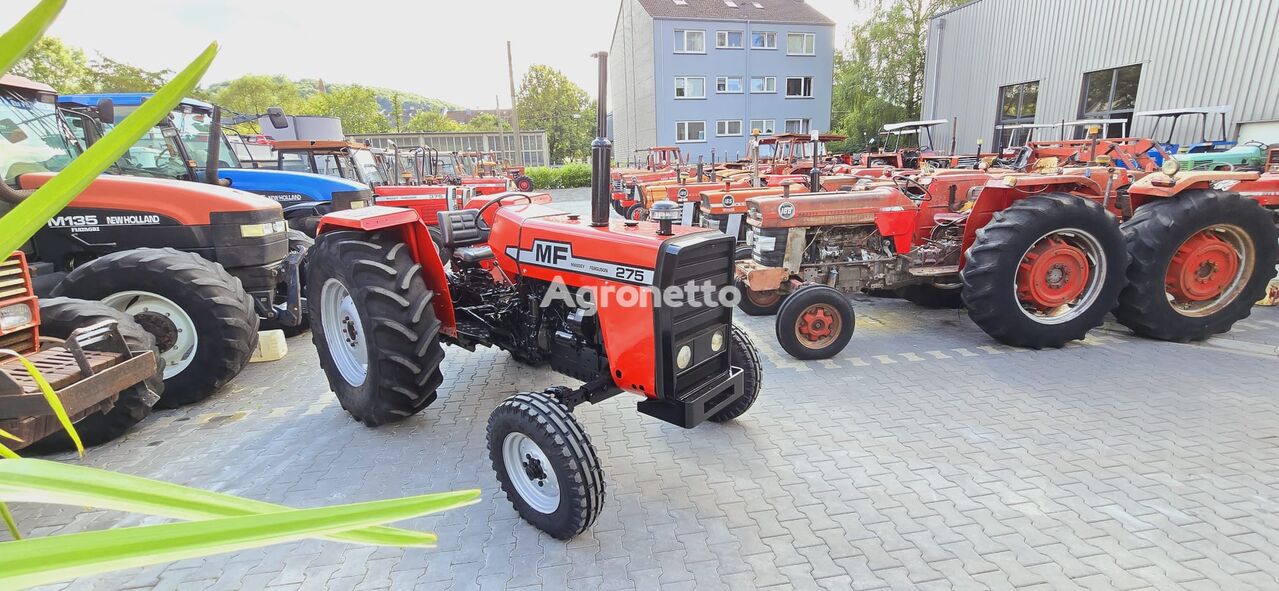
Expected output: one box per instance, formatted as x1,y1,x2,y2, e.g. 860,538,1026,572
349,131,550,167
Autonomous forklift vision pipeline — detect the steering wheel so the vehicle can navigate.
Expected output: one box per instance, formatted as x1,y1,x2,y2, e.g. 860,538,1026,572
153,145,179,169
992,146,1033,171
475,193,533,230
891,172,931,200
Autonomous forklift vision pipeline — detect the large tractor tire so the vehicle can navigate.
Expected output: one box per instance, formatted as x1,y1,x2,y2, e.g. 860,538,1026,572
1115,190,1278,341
52,248,258,408
961,193,1127,349
735,278,784,316
487,390,604,539
775,285,855,360
307,230,445,426
709,324,762,423
23,298,165,453
897,283,964,309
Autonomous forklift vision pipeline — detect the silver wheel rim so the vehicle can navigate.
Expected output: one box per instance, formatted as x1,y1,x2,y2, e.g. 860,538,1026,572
320,278,367,386
101,290,197,379
502,432,560,514
1013,227,1107,325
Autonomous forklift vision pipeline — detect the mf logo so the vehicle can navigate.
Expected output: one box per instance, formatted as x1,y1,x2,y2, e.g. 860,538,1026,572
533,241,570,265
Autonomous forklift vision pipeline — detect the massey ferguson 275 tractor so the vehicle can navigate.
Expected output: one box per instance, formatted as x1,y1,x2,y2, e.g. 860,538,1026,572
736,143,1278,359
305,53,761,539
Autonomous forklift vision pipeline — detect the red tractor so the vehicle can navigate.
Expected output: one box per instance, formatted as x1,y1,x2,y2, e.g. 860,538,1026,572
304,53,761,539
735,143,1278,359
609,146,685,216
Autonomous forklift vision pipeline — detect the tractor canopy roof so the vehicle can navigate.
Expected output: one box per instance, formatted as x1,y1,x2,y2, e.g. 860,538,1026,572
882,119,948,132
761,132,847,144
272,140,369,152
57,92,212,112
0,73,55,95
1135,105,1232,118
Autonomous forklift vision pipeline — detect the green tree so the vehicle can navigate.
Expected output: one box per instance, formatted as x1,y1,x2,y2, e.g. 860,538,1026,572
404,110,462,132
10,37,89,93
464,112,502,132
86,55,170,92
516,65,594,163
213,75,304,118
298,85,390,134
831,0,966,151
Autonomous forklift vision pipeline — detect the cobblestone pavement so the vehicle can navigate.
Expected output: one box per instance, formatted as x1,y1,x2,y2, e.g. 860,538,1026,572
10,290,1279,590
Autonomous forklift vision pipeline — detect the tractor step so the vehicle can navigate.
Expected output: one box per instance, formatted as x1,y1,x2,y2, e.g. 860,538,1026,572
637,366,744,429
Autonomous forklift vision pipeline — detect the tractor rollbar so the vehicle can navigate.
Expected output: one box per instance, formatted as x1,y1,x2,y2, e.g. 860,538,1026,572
590,51,611,227
206,105,223,185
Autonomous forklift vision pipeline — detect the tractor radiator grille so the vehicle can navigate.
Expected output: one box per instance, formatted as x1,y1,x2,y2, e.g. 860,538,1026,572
0,254,31,300
652,231,735,401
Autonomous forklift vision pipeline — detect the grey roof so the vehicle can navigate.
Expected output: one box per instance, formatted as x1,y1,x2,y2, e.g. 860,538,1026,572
634,0,835,25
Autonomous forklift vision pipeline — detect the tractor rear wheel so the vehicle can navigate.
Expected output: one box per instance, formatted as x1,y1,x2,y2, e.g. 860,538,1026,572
488,391,604,539
775,285,855,359
514,175,535,192
1115,190,1277,341
897,283,964,309
307,230,445,426
735,278,784,316
961,193,1127,348
709,324,762,422
52,248,258,408
23,298,165,453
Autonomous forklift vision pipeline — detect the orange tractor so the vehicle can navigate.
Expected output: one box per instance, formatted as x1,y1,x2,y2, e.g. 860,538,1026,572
303,53,760,539
734,139,1278,359
609,146,685,216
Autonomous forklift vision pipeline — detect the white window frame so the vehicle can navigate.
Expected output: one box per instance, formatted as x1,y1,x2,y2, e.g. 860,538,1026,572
751,31,777,49
716,120,743,137
784,118,811,134
716,30,744,49
750,76,776,94
785,76,814,98
675,29,706,54
715,76,743,94
676,120,707,143
674,76,706,99
749,119,776,135
786,32,816,56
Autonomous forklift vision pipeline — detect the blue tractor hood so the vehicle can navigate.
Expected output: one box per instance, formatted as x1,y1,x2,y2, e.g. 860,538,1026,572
212,168,368,204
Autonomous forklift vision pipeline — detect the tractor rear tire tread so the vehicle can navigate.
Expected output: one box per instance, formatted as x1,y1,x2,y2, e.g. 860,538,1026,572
1115,190,1278,341
709,324,762,422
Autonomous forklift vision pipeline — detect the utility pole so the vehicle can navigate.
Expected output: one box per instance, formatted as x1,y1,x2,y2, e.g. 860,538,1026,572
506,41,523,166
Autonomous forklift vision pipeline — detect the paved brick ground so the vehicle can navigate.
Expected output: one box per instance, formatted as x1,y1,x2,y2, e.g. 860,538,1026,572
9,294,1279,590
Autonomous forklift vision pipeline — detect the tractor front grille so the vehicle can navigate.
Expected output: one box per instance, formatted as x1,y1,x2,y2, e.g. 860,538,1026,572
651,231,735,401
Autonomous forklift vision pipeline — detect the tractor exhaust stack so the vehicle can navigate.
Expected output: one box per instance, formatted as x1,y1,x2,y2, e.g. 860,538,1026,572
590,51,611,227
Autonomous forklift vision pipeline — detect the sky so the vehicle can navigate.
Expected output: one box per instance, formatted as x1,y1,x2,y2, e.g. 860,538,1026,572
10,0,868,109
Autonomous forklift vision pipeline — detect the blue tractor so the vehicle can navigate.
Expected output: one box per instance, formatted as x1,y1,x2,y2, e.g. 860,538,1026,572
57,93,372,235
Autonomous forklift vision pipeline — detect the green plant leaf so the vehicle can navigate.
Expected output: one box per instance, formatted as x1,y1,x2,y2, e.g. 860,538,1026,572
0,459,444,547
0,502,18,540
0,487,481,590
0,41,218,256
0,349,82,455
0,0,64,75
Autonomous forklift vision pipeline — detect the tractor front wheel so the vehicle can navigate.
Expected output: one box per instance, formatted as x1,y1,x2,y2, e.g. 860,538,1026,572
708,324,762,422
488,391,604,539
513,175,535,192
1115,190,1277,341
961,194,1127,349
308,230,446,426
775,285,855,360
735,278,784,316
624,204,648,222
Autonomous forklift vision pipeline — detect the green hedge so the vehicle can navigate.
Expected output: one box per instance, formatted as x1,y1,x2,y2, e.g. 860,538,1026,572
524,163,591,189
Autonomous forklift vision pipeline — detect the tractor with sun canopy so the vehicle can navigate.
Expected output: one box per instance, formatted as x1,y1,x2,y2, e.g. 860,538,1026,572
303,52,761,539
734,141,1278,359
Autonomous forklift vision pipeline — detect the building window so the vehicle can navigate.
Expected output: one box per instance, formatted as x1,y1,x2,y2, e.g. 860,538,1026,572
716,30,744,49
1078,64,1142,138
674,77,706,99
784,118,810,133
994,81,1039,149
675,29,705,53
750,119,776,135
750,76,776,93
716,76,743,93
785,77,813,98
677,121,706,143
717,120,743,137
751,31,777,49
786,32,815,55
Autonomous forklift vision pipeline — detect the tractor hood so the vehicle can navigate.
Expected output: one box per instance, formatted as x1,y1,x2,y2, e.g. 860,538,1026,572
746,187,915,228
212,168,369,205
19,172,283,226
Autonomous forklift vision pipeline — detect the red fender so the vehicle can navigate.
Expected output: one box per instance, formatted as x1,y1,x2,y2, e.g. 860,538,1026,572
316,206,457,337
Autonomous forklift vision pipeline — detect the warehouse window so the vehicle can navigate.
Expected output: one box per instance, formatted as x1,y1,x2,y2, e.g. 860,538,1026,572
1078,64,1142,138
750,119,776,135
676,121,706,143
785,77,814,98
675,29,706,53
674,77,706,99
784,118,810,134
716,120,743,137
994,81,1039,149
786,32,815,55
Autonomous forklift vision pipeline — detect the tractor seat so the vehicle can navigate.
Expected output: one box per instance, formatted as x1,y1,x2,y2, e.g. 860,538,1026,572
437,209,488,247
454,245,494,263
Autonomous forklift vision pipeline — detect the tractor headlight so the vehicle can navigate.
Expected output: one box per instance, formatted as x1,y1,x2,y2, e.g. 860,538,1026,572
676,344,693,370
710,329,725,353
0,303,34,331
240,220,286,238
349,200,367,209
1002,175,1019,188
1161,158,1181,177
